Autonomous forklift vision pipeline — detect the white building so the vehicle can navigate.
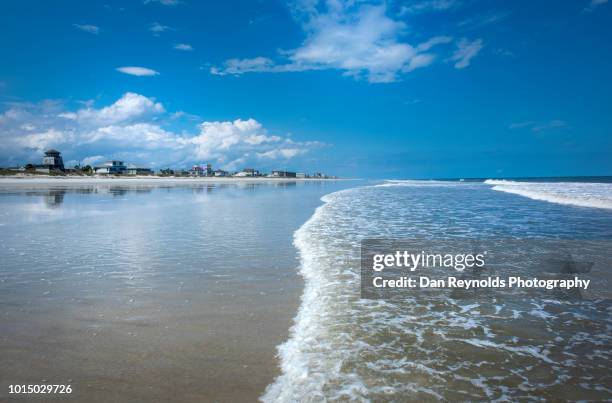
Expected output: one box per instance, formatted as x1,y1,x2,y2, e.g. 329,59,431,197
190,163,213,177
94,161,126,174
214,169,229,177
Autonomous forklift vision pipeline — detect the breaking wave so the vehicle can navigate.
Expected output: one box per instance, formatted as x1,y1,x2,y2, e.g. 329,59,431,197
262,181,612,402
485,179,612,210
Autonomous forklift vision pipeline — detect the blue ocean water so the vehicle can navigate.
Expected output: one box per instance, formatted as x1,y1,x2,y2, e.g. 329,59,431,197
264,179,612,401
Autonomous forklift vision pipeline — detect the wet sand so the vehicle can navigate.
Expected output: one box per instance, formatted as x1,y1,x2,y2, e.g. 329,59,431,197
0,181,352,402
2,273,301,402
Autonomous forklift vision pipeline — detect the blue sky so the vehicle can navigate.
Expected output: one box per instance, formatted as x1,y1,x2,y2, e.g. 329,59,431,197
0,0,611,178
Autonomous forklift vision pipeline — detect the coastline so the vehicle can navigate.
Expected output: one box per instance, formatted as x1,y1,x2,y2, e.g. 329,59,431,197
0,175,350,187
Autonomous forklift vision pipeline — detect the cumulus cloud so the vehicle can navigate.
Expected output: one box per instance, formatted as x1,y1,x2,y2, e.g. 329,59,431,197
0,93,322,170
211,3,455,83
81,155,105,166
450,38,483,69
116,66,160,76
58,92,164,126
457,12,510,30
73,24,100,34
174,43,193,51
189,119,288,162
257,148,305,159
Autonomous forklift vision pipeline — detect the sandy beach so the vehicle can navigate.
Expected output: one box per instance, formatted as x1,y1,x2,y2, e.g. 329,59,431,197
0,175,346,187
0,180,354,402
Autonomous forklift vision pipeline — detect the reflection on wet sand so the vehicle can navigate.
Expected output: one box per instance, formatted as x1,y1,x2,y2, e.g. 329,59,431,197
0,180,351,402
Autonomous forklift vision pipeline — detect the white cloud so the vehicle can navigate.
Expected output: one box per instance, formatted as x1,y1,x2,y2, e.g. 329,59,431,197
450,38,483,69
116,66,160,76
82,155,105,166
257,148,304,159
509,121,535,129
416,36,454,51
532,120,569,133
144,0,179,6
509,120,569,133
86,123,180,149
174,43,193,51
584,0,608,11
0,93,322,169
58,92,164,126
211,3,454,83
16,129,72,150
189,119,285,160
211,57,276,76
73,24,100,34
150,22,173,35
399,0,459,15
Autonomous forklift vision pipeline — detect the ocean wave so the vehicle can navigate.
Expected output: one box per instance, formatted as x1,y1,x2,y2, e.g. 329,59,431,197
376,180,466,188
261,187,365,402
262,182,612,402
485,180,612,210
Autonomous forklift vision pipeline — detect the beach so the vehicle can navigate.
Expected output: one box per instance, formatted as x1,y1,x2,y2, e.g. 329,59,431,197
0,179,354,402
0,175,346,186
1,178,612,401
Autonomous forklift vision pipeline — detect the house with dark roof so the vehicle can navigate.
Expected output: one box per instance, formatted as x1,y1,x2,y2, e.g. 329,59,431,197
38,149,65,172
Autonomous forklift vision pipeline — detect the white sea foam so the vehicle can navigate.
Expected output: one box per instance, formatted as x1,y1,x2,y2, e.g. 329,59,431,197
262,181,612,402
376,179,466,188
261,187,365,402
485,179,612,210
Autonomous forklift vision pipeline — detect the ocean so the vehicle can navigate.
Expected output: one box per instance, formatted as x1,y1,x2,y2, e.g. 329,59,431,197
1,178,611,401
264,178,612,401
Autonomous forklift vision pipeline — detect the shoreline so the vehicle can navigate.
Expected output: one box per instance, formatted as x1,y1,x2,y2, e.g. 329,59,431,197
0,175,351,187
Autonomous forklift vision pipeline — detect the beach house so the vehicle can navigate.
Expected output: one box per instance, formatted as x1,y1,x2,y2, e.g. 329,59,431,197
243,168,259,177
189,164,213,177
125,164,154,176
38,149,65,172
94,161,126,175
214,169,229,177
271,170,297,178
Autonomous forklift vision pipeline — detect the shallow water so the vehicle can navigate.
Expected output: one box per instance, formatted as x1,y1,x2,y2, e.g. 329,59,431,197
0,181,351,402
264,180,612,402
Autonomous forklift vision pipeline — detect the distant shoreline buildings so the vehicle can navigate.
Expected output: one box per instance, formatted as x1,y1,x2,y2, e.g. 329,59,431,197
1,149,337,179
